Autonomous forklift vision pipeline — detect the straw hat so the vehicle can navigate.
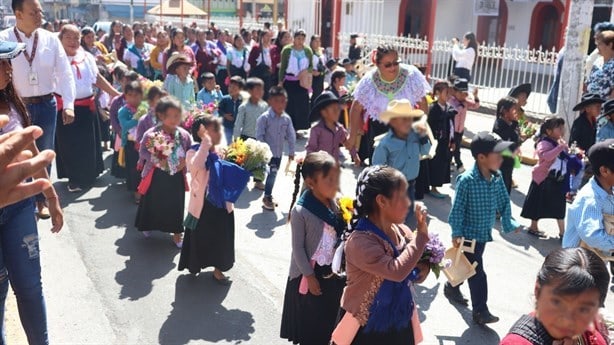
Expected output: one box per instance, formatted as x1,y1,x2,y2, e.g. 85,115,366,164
379,99,424,123
166,52,192,75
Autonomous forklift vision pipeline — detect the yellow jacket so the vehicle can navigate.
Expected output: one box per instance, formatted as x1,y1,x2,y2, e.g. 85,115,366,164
94,41,112,64
150,46,166,72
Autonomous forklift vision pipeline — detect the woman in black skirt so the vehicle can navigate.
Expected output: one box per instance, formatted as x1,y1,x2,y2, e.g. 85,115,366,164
179,115,251,284
278,30,313,135
135,97,192,248
521,117,570,238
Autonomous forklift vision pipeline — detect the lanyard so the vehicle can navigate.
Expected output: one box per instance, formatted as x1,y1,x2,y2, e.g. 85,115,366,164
14,27,38,68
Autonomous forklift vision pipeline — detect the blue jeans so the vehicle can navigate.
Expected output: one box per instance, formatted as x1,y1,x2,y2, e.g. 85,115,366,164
27,99,57,203
264,157,282,198
224,126,234,146
405,180,416,225
0,198,48,345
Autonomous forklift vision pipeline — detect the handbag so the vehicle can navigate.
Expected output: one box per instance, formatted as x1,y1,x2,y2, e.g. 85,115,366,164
298,69,313,90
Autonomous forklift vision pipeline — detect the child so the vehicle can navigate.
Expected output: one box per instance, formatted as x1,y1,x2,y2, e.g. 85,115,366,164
508,83,531,123
492,96,522,194
118,81,144,203
280,151,346,345
324,58,338,87
163,52,195,110
446,131,522,325
597,99,614,142
136,96,192,247
563,139,614,254
233,77,268,141
501,248,610,345
342,58,358,87
428,81,457,198
196,72,223,106
218,75,245,145
334,166,429,344
570,93,605,152
372,99,431,223
136,86,166,145
521,117,571,238
178,115,250,282
110,69,139,179
306,91,360,165
448,78,480,173
325,69,347,100
256,86,296,211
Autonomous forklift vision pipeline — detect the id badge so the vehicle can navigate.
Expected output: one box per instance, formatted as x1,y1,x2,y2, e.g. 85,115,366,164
28,71,39,85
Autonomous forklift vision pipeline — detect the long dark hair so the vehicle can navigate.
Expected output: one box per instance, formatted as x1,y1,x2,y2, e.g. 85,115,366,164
0,62,30,127
167,27,183,56
464,32,478,52
534,116,565,145
537,248,610,306
80,26,95,52
274,30,289,49
496,96,518,118
288,151,338,220
353,166,406,220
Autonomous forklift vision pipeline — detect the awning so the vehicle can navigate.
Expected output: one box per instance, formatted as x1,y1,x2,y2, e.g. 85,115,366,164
147,0,208,17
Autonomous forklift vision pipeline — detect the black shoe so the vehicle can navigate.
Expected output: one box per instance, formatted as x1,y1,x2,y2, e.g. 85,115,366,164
444,283,469,306
473,310,500,325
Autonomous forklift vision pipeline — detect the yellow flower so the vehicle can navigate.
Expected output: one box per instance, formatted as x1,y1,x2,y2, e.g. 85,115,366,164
339,196,354,224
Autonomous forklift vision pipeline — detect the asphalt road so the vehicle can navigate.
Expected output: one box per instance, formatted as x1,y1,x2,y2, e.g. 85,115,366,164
14,112,614,345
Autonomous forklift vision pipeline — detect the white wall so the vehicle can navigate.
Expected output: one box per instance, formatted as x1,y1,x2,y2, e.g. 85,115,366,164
339,0,388,36
381,0,402,35
434,0,476,40
504,0,537,47
287,0,317,34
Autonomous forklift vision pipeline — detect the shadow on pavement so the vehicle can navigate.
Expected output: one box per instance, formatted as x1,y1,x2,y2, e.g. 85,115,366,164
414,283,440,323
114,229,179,301
234,186,264,210
245,211,288,239
436,299,501,345
158,274,255,345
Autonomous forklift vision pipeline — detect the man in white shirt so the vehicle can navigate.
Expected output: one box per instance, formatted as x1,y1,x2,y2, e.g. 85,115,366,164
0,0,76,218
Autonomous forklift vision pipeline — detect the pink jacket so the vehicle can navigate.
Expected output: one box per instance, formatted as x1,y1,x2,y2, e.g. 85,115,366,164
531,139,567,185
449,95,480,133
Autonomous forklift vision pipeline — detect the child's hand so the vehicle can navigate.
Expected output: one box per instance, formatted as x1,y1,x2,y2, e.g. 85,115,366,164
224,114,234,122
414,202,428,235
306,275,322,296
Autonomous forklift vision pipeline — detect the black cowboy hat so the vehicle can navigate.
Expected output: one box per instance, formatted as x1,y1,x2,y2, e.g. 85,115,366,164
326,58,338,69
341,58,355,66
602,99,614,117
573,93,606,111
310,91,340,117
508,83,532,98
453,78,469,92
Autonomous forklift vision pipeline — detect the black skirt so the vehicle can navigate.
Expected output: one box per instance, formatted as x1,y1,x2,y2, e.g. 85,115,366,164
125,140,141,192
111,136,126,179
284,80,310,131
336,309,415,345
178,199,235,273
521,178,566,220
429,138,452,187
135,168,185,233
55,105,104,188
415,160,430,200
280,265,345,344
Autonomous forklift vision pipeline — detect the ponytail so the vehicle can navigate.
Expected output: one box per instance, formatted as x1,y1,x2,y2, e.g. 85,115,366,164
287,162,303,221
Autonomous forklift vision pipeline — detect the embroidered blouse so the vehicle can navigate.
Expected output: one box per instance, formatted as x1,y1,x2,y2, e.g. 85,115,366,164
311,223,338,266
587,58,614,99
353,64,431,122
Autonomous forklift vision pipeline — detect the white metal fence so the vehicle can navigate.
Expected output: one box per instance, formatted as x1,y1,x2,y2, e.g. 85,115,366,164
338,32,559,117
143,15,265,32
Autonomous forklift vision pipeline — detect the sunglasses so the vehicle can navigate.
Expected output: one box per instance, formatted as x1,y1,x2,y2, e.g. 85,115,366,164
382,60,401,69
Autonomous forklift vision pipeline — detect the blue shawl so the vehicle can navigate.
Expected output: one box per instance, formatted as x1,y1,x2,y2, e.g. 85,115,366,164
355,217,419,333
296,190,345,237
127,44,152,78
205,152,251,208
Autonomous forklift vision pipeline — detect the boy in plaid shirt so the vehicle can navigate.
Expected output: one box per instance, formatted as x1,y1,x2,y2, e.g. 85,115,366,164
446,132,523,325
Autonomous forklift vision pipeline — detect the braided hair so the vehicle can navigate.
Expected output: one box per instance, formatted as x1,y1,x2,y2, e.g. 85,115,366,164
287,151,338,221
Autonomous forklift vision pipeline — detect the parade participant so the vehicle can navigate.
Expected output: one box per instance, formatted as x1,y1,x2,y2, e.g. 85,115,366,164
56,24,119,192
192,29,217,88
278,29,313,135
597,99,614,142
428,81,456,198
587,30,614,100
136,96,192,247
118,81,144,202
372,99,431,223
348,33,361,61
163,53,195,110
248,30,274,99
136,85,166,145
446,132,522,325
570,93,604,152
179,115,249,283
80,26,111,64
271,30,291,87
109,69,139,178
508,83,532,122
563,139,614,253
196,72,223,106
256,86,296,211
150,31,169,80
309,35,326,104
102,20,123,52
347,45,430,163
501,248,609,345
0,39,63,345
218,75,244,144
335,166,429,344
226,34,250,80
123,30,154,79
521,117,571,238
233,77,268,141
448,78,480,173
492,96,521,194
342,58,358,87
0,0,76,219
306,91,360,165
280,151,345,345
162,27,196,78
215,30,231,94
451,32,477,82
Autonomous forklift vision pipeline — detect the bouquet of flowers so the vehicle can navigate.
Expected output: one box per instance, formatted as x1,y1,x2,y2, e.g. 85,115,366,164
140,78,164,98
519,117,539,138
419,232,452,279
144,130,181,174
224,138,272,181
182,101,218,131
338,196,354,226
133,101,150,121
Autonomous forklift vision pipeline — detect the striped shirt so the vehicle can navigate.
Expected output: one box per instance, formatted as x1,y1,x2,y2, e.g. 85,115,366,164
449,164,520,242
563,177,614,252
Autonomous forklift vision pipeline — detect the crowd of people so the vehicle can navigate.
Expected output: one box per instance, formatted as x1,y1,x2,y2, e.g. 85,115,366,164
0,0,613,343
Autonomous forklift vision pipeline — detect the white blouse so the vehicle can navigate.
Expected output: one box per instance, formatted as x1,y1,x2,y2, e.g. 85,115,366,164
256,46,272,67
69,49,98,99
452,45,476,71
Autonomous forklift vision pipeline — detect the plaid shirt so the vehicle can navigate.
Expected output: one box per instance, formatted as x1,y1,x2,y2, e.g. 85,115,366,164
449,164,519,242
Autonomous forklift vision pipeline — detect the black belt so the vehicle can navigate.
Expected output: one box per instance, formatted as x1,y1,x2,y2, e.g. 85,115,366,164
22,94,54,105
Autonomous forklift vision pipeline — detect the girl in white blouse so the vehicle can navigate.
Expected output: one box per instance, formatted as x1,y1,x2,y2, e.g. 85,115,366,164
452,32,478,82
227,34,250,79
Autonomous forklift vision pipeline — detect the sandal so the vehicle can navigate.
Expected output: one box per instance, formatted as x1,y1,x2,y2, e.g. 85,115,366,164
526,228,547,238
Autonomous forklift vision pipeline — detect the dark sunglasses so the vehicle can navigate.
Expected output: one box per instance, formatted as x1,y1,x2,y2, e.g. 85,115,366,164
383,59,401,68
